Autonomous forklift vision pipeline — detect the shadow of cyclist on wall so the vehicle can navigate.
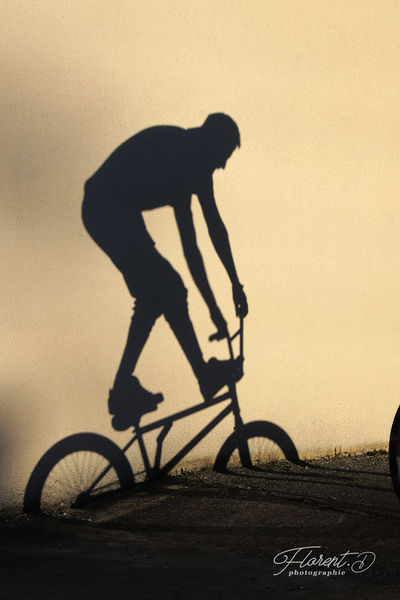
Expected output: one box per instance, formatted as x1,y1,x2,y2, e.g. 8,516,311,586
82,114,248,431
23,114,306,515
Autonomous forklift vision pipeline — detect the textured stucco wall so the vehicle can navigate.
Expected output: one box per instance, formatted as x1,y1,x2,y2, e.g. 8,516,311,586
2,0,400,508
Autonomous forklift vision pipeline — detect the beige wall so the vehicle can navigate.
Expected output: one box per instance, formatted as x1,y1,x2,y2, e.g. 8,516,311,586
1,0,400,507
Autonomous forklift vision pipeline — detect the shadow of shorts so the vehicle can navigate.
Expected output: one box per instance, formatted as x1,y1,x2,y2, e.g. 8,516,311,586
82,188,186,312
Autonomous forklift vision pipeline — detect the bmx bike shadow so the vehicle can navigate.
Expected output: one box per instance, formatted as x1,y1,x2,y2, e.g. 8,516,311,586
23,319,301,514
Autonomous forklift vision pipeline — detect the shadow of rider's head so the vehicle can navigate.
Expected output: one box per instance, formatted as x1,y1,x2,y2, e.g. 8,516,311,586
200,113,241,171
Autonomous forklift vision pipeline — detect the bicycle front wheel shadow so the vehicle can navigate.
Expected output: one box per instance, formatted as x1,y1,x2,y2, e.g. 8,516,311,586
23,433,134,514
389,406,400,502
213,420,301,472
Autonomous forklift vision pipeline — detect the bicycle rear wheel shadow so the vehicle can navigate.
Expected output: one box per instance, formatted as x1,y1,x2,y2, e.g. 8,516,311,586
23,433,134,514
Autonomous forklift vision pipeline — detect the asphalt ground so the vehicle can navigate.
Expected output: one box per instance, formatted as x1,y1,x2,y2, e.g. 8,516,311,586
1,452,400,599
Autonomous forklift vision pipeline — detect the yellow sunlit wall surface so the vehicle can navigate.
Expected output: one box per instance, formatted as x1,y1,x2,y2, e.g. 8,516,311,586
2,0,400,507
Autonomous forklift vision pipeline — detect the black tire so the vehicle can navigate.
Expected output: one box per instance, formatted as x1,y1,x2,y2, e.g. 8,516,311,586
389,406,400,501
213,420,301,472
23,433,134,514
